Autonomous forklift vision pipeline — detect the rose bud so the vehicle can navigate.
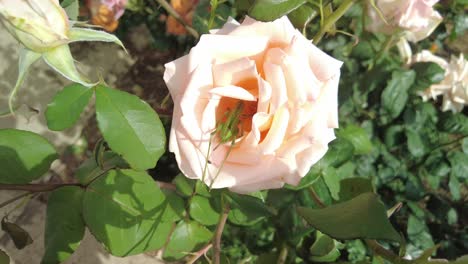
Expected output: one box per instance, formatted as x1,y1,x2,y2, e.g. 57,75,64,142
366,0,442,42
0,0,125,112
0,0,70,53
164,16,342,193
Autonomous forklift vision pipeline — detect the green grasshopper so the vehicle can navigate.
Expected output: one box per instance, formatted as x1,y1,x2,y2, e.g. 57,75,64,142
202,100,245,189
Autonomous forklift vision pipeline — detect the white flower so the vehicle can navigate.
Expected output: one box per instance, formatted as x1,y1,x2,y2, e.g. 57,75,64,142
412,50,468,112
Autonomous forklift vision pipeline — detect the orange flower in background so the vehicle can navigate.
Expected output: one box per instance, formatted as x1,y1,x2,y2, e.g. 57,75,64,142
92,4,119,32
166,0,198,35
87,0,127,32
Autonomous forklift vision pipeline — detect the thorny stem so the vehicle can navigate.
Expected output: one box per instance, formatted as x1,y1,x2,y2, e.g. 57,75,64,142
0,183,83,192
154,0,199,39
313,0,357,44
213,198,230,264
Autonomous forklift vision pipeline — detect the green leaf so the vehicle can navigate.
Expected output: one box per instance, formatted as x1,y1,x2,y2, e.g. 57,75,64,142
449,174,461,200
42,186,85,264
163,221,213,260
42,45,95,87
338,178,374,202
76,151,128,184
249,0,306,22
411,62,445,92
60,0,76,8
337,125,372,155
68,28,126,52
380,70,416,124
227,192,272,226
324,137,356,167
462,138,468,154
83,169,171,256
189,195,220,226
173,173,195,197
322,167,339,200
310,232,336,256
288,3,317,29
0,249,9,264
448,151,468,181
45,83,93,131
297,193,401,242
406,128,428,158
309,232,340,262
0,129,58,184
438,112,468,134
407,214,434,250
8,48,41,114
62,0,79,20
287,166,322,190
95,85,166,171
1,218,33,249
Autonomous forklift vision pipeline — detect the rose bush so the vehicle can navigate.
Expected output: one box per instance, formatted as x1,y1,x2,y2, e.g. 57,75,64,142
366,0,442,42
164,16,342,193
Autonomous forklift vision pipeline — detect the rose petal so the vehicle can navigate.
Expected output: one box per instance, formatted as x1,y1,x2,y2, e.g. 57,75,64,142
264,62,288,113
292,32,343,81
257,78,272,113
210,86,257,101
212,57,257,87
260,106,289,154
232,16,295,45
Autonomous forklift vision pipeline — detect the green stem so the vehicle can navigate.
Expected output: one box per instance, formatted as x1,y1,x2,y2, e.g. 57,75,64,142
212,195,230,264
365,240,411,264
308,186,326,208
313,0,357,44
277,244,288,264
208,0,219,30
154,0,199,39
0,192,32,209
0,183,83,192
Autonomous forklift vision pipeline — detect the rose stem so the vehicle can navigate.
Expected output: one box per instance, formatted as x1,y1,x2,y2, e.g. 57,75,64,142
153,0,200,39
313,0,357,44
212,196,230,264
186,243,213,264
308,187,326,208
365,240,412,264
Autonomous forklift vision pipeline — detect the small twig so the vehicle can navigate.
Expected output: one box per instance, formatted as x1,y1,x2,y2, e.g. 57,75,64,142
186,243,213,264
308,187,326,208
0,192,32,209
0,183,83,192
365,240,411,264
213,201,230,264
154,0,199,39
277,244,288,264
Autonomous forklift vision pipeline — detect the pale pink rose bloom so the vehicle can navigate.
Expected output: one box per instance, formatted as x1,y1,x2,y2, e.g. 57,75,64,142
367,0,442,42
164,16,342,193
0,0,69,52
412,51,468,112
102,0,127,19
